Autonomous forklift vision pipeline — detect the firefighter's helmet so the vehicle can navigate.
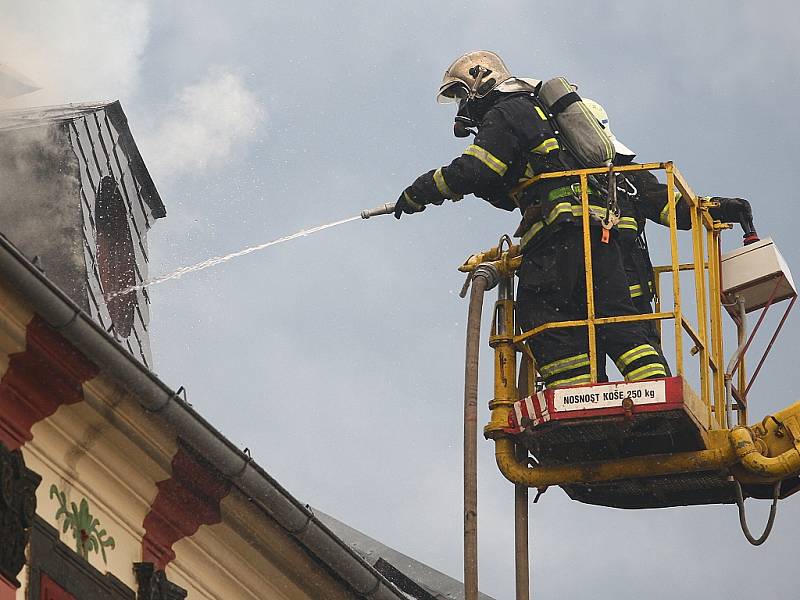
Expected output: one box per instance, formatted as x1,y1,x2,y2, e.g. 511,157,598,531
436,50,514,104
582,97,636,158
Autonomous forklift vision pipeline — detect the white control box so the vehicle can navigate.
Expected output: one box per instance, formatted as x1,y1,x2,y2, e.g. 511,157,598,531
721,237,796,313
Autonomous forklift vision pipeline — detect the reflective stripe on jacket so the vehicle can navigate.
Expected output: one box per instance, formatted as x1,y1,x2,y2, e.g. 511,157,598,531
404,93,564,213
519,183,607,249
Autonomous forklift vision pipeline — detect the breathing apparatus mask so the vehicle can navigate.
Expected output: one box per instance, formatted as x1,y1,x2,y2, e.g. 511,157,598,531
448,84,498,138
454,96,477,138
438,53,509,138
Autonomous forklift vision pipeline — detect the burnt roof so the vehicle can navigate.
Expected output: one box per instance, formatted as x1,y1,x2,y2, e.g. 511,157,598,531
0,100,165,219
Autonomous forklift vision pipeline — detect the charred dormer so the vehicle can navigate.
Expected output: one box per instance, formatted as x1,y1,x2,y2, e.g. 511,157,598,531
0,101,165,366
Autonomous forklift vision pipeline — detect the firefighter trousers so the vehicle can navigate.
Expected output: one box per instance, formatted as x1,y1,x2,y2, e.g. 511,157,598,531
632,295,672,377
516,226,669,388
594,293,673,382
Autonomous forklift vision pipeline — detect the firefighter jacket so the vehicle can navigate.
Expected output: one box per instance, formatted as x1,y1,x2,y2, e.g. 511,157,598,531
403,93,605,250
616,167,692,302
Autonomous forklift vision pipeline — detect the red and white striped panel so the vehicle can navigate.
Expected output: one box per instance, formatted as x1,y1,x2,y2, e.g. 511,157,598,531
505,377,685,435
505,391,550,434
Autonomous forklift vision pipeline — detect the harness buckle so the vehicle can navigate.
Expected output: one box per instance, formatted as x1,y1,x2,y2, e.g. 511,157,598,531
600,204,620,245
601,212,621,229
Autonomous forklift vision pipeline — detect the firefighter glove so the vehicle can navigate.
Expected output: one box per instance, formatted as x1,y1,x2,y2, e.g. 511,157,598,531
708,197,752,223
709,197,758,243
394,189,427,219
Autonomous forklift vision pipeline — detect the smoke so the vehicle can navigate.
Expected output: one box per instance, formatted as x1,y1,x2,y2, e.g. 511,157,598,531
0,2,265,182
138,68,266,182
0,0,150,106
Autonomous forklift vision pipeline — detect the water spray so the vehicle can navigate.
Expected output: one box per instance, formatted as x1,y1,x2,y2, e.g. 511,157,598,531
105,201,405,301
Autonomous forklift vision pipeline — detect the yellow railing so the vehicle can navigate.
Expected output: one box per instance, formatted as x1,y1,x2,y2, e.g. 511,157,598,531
474,162,733,431
457,161,800,497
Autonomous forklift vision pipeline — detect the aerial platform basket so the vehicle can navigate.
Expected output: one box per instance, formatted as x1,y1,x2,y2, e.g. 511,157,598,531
507,376,800,508
459,161,800,513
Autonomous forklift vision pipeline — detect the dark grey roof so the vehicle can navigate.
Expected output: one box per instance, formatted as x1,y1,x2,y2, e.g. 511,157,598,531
315,510,498,600
0,101,165,219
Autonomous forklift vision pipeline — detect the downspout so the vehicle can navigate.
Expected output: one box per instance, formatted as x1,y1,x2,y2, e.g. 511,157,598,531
0,235,405,600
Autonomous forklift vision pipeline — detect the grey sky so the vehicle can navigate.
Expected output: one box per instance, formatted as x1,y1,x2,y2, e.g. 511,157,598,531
4,1,800,598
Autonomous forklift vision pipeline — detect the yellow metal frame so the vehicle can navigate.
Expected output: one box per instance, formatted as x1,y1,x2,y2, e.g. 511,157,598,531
460,162,800,489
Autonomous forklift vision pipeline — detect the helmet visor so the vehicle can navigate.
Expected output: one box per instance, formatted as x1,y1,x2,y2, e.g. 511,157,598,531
436,80,469,104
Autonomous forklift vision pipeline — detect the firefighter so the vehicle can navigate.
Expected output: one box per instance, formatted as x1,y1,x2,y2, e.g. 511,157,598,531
395,50,668,388
582,97,758,378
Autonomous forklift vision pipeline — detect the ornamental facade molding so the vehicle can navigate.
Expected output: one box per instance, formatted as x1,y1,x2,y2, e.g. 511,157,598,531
0,441,41,587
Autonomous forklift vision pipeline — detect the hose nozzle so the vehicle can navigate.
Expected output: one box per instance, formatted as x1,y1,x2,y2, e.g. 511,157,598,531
361,202,396,219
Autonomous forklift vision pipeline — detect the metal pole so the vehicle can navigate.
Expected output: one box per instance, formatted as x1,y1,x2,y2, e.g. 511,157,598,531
579,173,597,382
514,361,531,600
514,443,530,600
709,232,727,426
666,165,683,376
689,194,710,410
736,296,747,426
725,295,753,428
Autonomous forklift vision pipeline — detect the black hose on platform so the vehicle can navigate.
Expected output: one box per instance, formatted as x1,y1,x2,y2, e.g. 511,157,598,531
462,264,499,600
734,479,781,546
463,275,486,600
